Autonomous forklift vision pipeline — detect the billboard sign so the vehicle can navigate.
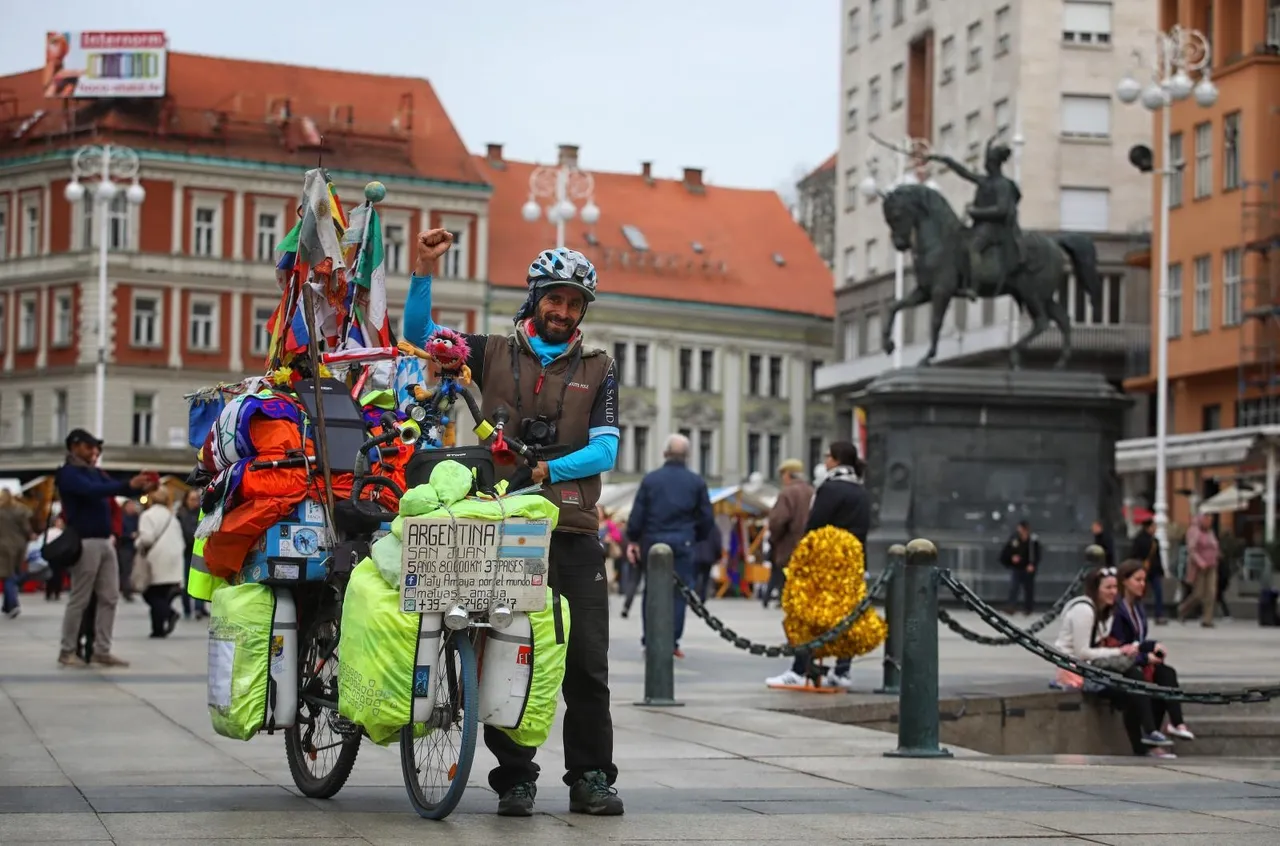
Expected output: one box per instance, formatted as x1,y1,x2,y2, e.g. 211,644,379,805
43,31,168,99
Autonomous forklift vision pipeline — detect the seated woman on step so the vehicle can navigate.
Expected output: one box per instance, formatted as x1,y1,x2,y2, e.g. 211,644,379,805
1110,559,1196,750
1053,566,1178,758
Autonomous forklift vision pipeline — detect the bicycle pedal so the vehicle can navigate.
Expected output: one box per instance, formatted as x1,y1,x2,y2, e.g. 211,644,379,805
332,715,359,736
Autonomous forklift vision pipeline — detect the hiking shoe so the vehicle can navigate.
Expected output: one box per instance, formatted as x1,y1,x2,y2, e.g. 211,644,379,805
90,653,130,668
569,770,624,816
57,650,87,668
1141,731,1174,747
496,782,536,817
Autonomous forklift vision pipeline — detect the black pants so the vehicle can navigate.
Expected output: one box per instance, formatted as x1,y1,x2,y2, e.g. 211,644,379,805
1117,663,1185,753
485,531,616,794
1006,567,1035,614
144,583,178,636
763,561,786,607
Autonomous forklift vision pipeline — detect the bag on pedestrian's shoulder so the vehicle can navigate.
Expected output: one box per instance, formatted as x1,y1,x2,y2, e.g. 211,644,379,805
42,523,81,571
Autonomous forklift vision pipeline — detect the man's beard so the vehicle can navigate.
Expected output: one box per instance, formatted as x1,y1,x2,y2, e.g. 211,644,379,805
533,312,576,344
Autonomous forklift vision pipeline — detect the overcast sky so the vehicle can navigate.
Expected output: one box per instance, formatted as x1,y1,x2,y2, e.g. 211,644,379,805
2,1,837,198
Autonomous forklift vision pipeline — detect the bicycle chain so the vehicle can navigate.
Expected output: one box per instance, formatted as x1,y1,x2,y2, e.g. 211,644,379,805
937,569,1280,704
935,567,1088,646
674,562,896,658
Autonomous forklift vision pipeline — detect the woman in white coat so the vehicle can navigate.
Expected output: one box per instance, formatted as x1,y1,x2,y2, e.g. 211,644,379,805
136,486,186,638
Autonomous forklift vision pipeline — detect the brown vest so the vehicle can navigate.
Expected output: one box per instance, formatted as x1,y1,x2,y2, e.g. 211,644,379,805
480,331,611,535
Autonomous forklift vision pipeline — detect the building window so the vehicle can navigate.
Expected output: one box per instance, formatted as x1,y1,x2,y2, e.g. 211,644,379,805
132,294,160,347
18,293,37,350
870,0,883,38
938,123,955,156
966,21,983,72
843,247,857,286
107,195,129,251
844,321,861,361
252,303,275,356
1193,254,1211,332
632,425,649,474
193,205,218,257
1223,112,1241,191
1070,273,1123,325
1270,0,1280,48
892,0,905,25
847,7,861,50
965,111,982,163
1168,132,1185,208
746,432,761,476
1061,95,1111,139
699,349,714,392
189,298,218,351
767,434,782,479
255,211,280,262
995,5,1012,56
748,354,762,395
613,342,627,385
1059,187,1110,232
0,207,7,260
53,389,68,443
22,198,39,257
868,76,881,121
633,342,649,387
866,238,879,275
20,393,33,447
1223,248,1242,327
809,359,823,397
0,298,5,351
132,393,155,446
768,355,783,398
940,36,956,84
890,63,905,110
1063,0,1112,44
917,0,928,10
845,88,859,132
440,228,466,278
384,223,406,274
1193,121,1212,199
698,429,714,478
994,99,1011,139
52,290,73,346
1202,404,1222,432
678,347,693,390
844,167,858,210
808,437,823,479
1168,262,1183,338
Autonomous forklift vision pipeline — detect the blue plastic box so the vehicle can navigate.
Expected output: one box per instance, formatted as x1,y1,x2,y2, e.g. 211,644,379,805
235,499,393,585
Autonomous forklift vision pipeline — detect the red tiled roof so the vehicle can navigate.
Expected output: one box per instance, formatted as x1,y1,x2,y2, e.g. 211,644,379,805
479,155,834,319
809,153,837,176
0,52,486,186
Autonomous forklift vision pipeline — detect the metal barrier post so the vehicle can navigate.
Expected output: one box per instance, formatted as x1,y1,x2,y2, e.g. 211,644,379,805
875,544,908,695
885,538,952,759
635,543,683,708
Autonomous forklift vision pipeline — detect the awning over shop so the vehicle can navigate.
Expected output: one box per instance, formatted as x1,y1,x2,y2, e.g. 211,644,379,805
1198,483,1262,514
1114,425,1280,475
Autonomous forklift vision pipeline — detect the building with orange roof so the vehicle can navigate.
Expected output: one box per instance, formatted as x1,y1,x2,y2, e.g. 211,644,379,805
478,144,835,484
0,43,491,476
1115,1,1280,553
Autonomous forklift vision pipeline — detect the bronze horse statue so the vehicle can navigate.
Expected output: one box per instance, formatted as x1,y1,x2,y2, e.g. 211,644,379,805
877,182,1102,369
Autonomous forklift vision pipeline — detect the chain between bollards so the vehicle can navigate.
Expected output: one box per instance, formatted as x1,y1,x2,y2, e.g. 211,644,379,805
875,544,907,695
635,543,684,708
885,537,953,759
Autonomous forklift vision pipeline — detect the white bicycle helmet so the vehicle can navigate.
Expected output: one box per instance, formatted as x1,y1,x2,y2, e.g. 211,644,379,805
527,248,598,302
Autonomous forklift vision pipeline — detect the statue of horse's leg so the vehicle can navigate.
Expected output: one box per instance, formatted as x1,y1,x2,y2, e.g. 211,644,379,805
1046,295,1072,369
919,288,952,367
883,285,931,357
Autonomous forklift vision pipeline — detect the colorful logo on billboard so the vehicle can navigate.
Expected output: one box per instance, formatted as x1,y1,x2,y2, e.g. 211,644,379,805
44,31,168,99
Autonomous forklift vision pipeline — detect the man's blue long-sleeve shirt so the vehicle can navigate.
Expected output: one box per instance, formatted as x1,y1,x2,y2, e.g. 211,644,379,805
55,462,134,539
403,274,618,483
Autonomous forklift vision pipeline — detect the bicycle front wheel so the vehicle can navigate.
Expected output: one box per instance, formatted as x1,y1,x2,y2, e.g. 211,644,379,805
399,633,478,820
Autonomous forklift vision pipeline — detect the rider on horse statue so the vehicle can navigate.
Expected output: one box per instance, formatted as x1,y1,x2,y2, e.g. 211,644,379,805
927,138,1024,301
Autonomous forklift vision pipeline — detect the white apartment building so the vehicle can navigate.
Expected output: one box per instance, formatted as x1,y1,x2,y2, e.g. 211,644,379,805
819,0,1155,416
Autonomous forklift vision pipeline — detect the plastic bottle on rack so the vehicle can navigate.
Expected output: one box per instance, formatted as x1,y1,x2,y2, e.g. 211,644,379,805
411,613,444,723
265,589,298,731
477,612,534,729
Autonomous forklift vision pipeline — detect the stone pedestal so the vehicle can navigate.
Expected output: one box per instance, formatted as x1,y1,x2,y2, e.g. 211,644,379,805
858,367,1131,604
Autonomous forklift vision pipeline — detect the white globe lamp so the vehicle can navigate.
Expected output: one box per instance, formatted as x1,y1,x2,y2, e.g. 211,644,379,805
64,180,85,203
126,181,146,205
521,199,541,223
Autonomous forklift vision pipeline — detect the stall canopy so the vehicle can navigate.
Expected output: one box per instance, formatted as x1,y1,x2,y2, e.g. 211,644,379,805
1197,483,1262,514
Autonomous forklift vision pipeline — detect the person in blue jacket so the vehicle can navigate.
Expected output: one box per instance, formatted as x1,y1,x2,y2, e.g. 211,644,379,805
624,433,716,658
55,429,156,668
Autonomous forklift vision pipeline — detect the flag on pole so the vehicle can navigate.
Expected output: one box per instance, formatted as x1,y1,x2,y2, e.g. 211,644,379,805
352,206,390,348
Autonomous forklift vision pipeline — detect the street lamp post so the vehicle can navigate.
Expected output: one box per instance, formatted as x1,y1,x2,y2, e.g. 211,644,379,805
521,160,600,249
65,144,146,439
859,138,941,370
1115,26,1218,567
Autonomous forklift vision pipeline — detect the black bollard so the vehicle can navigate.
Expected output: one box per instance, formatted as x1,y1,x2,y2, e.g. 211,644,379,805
885,538,952,759
875,544,908,695
634,543,683,708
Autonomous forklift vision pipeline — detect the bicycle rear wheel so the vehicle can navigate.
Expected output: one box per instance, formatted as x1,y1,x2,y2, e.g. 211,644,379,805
400,633,478,820
285,606,361,798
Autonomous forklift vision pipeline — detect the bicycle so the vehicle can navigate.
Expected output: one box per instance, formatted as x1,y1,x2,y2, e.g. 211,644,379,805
395,405,564,821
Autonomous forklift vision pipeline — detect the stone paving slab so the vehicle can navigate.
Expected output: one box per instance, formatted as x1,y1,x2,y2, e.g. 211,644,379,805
3,594,1280,844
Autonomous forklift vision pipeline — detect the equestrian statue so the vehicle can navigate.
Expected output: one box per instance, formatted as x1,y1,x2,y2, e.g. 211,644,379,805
870,133,1102,369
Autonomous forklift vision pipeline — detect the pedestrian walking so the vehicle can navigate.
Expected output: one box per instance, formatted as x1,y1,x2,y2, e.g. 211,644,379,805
1001,520,1041,616
135,487,186,638
0,489,33,619
1178,513,1220,627
763,459,813,608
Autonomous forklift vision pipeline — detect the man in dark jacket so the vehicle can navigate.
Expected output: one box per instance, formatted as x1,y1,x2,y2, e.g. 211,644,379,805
55,429,155,668
1129,517,1167,624
626,433,716,659
764,458,814,608
766,440,870,690
1091,519,1116,568
1001,520,1041,616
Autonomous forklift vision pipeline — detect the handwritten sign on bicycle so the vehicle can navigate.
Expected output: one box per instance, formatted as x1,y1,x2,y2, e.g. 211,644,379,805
398,516,552,614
